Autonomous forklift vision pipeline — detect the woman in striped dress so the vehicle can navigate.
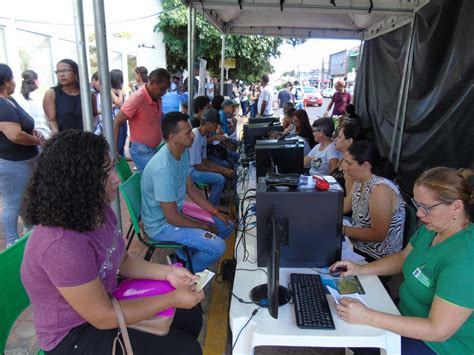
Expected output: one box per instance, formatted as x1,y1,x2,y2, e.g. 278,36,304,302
341,141,405,261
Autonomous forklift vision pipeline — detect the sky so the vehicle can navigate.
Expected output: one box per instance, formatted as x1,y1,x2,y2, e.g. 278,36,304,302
271,38,361,76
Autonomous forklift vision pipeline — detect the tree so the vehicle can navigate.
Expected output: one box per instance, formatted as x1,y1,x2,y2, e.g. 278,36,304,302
156,0,302,82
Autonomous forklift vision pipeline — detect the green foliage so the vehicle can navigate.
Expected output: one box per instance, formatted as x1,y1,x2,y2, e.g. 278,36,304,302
156,0,302,82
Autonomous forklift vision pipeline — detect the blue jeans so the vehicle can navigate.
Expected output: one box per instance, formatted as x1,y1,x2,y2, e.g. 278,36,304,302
209,150,239,169
130,142,158,173
190,169,225,206
0,157,36,245
117,121,128,157
151,216,234,272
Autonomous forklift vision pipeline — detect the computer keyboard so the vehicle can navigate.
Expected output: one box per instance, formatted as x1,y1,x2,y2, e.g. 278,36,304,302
290,273,335,330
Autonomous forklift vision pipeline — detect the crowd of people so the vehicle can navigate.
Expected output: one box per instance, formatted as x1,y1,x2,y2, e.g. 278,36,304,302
0,59,473,355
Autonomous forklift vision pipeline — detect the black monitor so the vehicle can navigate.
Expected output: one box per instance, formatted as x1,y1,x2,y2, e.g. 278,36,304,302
250,207,291,319
248,117,279,124
243,122,283,154
255,139,305,178
256,178,343,268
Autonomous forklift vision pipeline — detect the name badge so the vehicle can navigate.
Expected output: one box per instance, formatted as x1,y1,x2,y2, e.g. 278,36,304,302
412,264,433,288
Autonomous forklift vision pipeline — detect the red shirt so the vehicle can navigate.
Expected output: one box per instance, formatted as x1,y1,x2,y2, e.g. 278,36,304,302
331,91,352,116
121,86,163,147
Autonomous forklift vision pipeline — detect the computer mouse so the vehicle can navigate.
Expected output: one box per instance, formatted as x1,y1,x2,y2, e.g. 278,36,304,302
312,175,330,190
330,266,348,277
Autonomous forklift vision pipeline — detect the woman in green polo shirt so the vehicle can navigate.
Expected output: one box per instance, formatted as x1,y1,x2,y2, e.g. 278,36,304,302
331,167,473,354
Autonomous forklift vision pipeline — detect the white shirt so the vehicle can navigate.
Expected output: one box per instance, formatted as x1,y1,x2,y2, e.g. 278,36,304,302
257,85,274,116
14,91,51,139
188,127,207,168
306,142,341,176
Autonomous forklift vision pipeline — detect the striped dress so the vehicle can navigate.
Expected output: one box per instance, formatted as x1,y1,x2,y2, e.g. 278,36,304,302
350,174,405,259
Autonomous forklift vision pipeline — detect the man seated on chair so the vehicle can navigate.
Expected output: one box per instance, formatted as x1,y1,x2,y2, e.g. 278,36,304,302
141,112,234,272
189,109,234,207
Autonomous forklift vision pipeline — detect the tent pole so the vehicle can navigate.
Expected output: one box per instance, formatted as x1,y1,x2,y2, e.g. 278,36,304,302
394,16,417,172
92,0,122,232
187,6,196,117
72,0,93,132
389,17,415,165
220,34,225,95
353,38,364,103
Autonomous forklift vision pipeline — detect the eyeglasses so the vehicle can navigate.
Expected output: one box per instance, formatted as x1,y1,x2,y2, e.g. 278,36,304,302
411,198,444,216
55,69,74,75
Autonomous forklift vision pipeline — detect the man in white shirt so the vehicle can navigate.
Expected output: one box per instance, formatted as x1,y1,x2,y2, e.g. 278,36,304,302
257,74,274,117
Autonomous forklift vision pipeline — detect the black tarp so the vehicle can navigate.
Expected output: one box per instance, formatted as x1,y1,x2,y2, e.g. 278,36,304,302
355,0,474,198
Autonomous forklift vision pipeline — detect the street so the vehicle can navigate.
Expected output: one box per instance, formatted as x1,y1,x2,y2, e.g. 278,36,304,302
272,98,332,124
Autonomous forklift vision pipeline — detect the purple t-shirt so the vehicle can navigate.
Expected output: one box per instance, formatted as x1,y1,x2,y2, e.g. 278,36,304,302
20,206,125,351
331,91,352,115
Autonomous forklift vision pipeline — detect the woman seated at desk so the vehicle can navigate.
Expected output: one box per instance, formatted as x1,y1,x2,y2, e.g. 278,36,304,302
341,141,405,261
21,131,204,354
332,167,474,355
291,109,316,149
332,122,364,196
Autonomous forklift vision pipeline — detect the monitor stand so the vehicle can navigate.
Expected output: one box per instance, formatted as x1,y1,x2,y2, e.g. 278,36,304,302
249,284,291,306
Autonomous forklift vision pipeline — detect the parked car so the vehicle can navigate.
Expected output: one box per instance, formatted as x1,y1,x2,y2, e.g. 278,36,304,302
322,88,336,98
303,86,323,107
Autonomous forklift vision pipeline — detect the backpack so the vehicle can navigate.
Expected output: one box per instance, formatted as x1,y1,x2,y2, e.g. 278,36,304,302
295,87,304,101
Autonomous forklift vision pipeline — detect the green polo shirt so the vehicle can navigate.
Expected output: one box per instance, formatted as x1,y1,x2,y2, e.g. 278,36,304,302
399,223,474,354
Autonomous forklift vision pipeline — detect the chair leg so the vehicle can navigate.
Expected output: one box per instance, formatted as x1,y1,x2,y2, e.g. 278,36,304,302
203,185,209,200
182,246,194,274
145,246,155,261
125,230,135,251
125,223,133,240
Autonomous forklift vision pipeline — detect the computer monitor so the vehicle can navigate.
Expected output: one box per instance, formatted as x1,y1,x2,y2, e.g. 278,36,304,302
243,122,283,154
248,117,279,125
250,207,291,319
255,139,305,178
256,179,343,268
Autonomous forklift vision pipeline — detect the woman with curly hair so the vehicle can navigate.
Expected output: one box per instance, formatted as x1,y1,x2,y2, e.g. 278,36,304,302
21,130,204,354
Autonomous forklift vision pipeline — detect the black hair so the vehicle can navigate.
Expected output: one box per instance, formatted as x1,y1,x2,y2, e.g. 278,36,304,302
162,111,190,140
24,130,110,232
211,95,225,111
91,72,99,81
261,74,269,83
135,66,149,83
284,107,296,117
340,123,364,141
194,95,211,113
201,108,220,125
0,63,14,88
345,103,356,115
56,59,80,89
348,141,396,180
20,70,38,100
149,68,170,84
110,69,123,90
312,117,334,138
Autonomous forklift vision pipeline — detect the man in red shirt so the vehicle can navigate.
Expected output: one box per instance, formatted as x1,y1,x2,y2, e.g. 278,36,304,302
114,68,170,172
325,80,352,117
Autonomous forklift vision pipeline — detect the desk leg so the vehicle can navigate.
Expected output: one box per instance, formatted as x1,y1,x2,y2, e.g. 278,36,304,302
231,319,257,355
382,332,401,355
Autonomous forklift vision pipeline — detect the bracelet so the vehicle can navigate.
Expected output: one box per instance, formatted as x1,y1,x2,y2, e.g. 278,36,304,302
342,225,347,235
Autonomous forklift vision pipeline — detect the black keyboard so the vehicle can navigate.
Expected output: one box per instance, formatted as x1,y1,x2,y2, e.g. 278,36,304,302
290,273,335,330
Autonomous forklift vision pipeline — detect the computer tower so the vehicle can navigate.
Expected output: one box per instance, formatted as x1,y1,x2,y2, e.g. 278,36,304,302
255,139,305,178
256,179,343,268
243,122,283,154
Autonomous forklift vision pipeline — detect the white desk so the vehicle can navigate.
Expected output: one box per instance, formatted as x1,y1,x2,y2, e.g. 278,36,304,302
230,227,401,355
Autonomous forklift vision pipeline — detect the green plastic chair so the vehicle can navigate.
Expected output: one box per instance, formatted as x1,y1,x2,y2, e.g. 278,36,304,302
0,232,44,354
115,156,133,183
403,203,419,247
119,172,195,272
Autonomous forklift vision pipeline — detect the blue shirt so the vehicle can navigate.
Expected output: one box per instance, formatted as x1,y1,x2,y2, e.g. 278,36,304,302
141,144,190,237
219,109,229,134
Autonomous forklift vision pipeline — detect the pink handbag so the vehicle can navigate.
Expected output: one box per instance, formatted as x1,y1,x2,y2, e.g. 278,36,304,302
111,279,177,354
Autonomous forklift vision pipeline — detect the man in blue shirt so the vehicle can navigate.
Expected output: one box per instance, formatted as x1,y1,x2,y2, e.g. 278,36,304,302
189,109,234,206
142,112,234,272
